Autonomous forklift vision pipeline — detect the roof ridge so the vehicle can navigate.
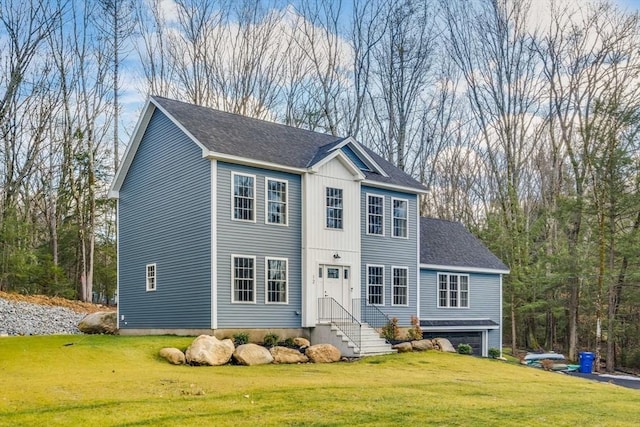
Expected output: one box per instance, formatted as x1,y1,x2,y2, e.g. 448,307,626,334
151,95,339,139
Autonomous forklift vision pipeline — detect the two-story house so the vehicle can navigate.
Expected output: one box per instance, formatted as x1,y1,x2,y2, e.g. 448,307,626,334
109,96,508,357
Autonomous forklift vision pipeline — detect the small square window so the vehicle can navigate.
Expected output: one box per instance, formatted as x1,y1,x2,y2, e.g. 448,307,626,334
327,268,340,279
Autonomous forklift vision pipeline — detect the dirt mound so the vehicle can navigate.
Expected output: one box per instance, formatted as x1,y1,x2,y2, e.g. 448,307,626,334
0,291,113,314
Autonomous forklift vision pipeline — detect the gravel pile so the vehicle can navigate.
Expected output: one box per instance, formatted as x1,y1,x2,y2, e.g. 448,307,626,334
0,297,86,336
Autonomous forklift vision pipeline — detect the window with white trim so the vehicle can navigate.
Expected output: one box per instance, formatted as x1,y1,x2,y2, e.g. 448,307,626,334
266,257,288,303
367,194,384,235
233,173,255,221
392,198,408,238
367,265,384,305
392,267,408,306
326,187,343,229
232,256,255,302
146,263,156,292
266,178,287,225
438,273,469,308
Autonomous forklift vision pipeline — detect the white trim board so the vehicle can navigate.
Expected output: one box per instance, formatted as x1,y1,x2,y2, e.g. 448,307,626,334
420,263,510,275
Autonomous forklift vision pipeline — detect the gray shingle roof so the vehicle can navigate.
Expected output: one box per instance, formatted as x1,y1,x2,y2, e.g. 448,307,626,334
152,96,425,191
420,217,509,272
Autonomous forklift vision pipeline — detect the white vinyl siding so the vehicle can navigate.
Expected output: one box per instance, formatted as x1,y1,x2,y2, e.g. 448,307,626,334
392,198,408,238
266,257,288,304
232,255,256,303
366,194,384,235
392,267,408,306
265,178,288,225
232,172,255,222
145,263,156,292
367,265,384,306
326,187,343,229
438,273,469,308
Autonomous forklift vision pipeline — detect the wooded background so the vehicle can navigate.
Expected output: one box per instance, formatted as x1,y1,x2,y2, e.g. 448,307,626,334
1,0,639,370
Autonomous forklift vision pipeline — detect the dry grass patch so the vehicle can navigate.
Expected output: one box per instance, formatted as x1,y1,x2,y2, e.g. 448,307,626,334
1,335,639,426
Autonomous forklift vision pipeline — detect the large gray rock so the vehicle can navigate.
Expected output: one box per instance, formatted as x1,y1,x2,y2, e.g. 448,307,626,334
306,344,341,363
435,338,456,353
270,346,309,364
77,311,117,334
159,347,186,365
185,335,234,366
233,343,274,366
411,339,434,351
392,342,413,353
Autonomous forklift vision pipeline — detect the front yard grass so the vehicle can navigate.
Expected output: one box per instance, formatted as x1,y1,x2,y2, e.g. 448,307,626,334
1,335,638,426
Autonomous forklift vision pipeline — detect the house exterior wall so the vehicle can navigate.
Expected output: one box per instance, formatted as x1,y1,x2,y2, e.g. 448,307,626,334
216,162,303,328
419,269,502,351
301,157,362,327
118,110,212,329
360,187,418,326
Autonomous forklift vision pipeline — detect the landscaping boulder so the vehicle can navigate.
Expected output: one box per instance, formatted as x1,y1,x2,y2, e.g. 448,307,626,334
77,311,117,334
293,337,311,348
233,343,274,366
392,342,413,353
159,347,186,365
411,339,434,351
434,338,456,353
185,335,234,366
305,344,341,363
270,346,309,364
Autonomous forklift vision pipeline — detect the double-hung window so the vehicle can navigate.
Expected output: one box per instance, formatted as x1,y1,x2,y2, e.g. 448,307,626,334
367,194,384,235
266,178,287,225
392,198,408,238
232,256,255,303
266,257,288,303
326,187,343,229
392,267,408,306
233,173,255,221
146,263,156,292
438,273,469,308
367,265,384,305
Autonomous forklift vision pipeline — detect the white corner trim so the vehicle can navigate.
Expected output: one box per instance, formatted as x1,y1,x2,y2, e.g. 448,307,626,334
211,160,218,329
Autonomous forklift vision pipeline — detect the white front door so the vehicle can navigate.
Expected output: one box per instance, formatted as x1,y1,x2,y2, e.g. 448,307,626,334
320,264,350,307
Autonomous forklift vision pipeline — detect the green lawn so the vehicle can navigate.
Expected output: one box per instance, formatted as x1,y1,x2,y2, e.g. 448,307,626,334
1,335,638,426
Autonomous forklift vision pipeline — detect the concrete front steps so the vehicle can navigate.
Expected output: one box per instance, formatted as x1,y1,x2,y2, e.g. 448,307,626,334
310,323,396,358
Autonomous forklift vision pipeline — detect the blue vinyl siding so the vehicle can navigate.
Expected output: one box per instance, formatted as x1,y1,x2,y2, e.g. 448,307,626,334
360,186,418,326
420,269,502,350
118,110,211,328
342,145,370,171
217,162,302,328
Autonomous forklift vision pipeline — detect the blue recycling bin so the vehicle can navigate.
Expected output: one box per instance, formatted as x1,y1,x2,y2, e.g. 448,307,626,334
579,351,594,373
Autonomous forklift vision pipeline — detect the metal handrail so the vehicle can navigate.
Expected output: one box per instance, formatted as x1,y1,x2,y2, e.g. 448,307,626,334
353,298,392,330
318,297,361,350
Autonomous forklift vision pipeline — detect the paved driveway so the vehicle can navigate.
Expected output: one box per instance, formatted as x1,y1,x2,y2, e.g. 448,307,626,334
566,372,640,390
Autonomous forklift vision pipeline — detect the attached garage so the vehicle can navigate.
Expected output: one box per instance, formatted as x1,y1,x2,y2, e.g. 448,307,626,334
420,319,499,357
423,331,483,355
